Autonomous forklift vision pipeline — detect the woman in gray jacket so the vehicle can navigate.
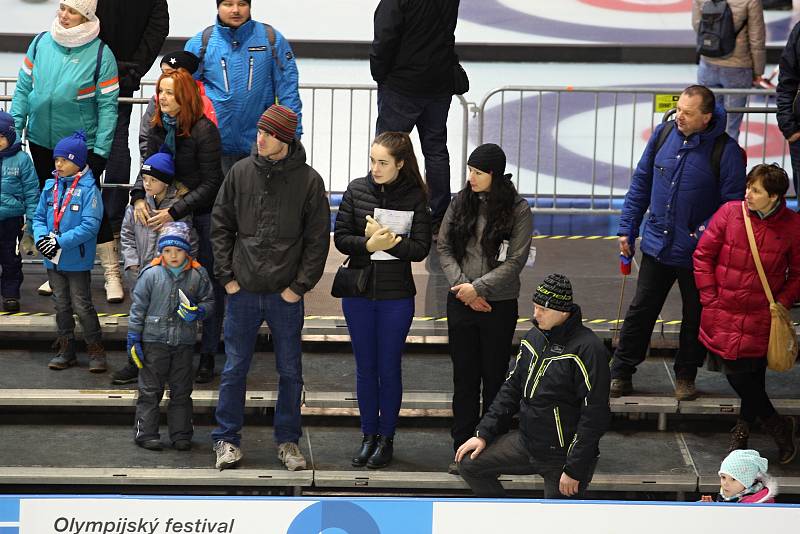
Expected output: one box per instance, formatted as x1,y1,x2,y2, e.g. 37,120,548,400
438,143,532,470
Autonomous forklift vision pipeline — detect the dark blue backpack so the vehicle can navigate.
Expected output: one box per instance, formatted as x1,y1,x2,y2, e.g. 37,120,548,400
696,0,747,58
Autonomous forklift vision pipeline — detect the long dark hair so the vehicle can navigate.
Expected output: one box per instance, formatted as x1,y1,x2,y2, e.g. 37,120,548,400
372,132,428,197
449,174,518,267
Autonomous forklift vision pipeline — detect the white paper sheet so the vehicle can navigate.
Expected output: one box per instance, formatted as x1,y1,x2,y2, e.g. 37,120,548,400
370,208,414,261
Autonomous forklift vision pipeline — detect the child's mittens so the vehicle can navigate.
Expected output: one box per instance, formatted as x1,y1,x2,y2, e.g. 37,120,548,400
19,233,36,256
35,235,60,259
126,331,144,369
178,301,205,323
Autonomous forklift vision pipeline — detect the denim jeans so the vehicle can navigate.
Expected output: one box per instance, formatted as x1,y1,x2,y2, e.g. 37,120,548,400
194,213,225,355
212,289,305,446
0,217,23,299
376,85,452,224
697,59,753,141
342,296,414,437
458,430,597,498
611,253,706,380
47,269,102,344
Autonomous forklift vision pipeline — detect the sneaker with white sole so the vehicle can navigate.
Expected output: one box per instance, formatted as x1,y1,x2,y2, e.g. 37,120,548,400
277,442,307,471
214,440,243,470
38,280,52,296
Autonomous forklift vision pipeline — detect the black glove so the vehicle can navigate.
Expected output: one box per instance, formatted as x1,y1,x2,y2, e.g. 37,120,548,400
36,235,60,260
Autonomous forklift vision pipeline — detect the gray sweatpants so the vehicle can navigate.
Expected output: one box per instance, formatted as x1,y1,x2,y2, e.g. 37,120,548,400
134,342,194,444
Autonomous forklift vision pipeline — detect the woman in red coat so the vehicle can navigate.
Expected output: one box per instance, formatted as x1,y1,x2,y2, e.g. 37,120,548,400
694,163,800,464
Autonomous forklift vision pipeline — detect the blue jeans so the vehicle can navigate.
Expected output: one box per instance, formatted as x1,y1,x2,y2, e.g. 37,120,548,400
376,85,452,224
343,296,414,437
212,289,305,445
194,213,226,355
697,59,753,140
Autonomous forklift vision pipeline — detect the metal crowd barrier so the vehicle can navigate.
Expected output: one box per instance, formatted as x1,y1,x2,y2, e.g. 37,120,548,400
0,78,788,214
477,86,786,215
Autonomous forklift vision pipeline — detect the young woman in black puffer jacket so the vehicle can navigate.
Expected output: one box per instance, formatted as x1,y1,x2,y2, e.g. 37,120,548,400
334,132,432,469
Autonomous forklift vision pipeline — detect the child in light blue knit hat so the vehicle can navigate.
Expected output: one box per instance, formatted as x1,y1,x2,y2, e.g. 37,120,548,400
707,449,777,503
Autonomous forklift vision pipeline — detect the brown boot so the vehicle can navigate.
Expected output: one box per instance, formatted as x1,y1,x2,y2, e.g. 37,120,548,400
87,342,108,373
762,413,798,464
727,419,749,452
674,377,698,401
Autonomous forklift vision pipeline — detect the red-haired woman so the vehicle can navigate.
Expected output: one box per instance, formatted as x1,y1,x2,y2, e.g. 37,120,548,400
115,69,224,385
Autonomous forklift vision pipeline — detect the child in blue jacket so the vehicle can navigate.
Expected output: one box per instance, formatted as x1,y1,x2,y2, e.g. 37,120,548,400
32,131,107,372
128,222,214,451
0,110,38,312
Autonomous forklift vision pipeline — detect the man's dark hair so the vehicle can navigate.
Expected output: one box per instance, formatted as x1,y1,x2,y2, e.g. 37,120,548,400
747,163,790,199
682,85,716,114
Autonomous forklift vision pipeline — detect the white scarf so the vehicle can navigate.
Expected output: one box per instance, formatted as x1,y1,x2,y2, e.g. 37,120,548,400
49,16,100,48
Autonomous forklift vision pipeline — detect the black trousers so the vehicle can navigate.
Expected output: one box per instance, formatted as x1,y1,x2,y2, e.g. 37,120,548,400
102,100,133,234
134,342,194,444
29,142,114,244
725,366,776,424
611,253,706,380
447,293,518,450
459,430,597,498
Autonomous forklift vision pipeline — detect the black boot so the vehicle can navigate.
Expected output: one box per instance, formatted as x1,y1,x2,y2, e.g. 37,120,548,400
762,413,798,464
351,434,377,467
367,435,394,469
195,353,215,384
727,419,750,452
111,360,139,385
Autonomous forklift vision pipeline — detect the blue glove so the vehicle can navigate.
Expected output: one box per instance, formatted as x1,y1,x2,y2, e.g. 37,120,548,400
127,331,144,369
178,301,206,323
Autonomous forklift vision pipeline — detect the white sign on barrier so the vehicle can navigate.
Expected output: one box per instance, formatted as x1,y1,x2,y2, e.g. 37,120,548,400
20,499,313,534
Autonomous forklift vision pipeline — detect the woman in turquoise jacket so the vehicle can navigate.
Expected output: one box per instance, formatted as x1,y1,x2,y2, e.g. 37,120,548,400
10,0,120,299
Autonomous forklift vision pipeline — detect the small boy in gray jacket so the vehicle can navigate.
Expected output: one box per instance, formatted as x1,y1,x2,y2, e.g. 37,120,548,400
120,151,198,290
128,222,214,451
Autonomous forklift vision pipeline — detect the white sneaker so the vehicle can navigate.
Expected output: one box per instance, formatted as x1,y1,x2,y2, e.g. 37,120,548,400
277,442,307,471
38,280,52,296
214,440,243,470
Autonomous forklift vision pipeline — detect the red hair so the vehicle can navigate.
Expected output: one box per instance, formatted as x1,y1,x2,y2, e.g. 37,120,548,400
151,69,204,137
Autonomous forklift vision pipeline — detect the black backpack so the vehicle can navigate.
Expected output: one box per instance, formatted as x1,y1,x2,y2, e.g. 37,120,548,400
696,0,747,58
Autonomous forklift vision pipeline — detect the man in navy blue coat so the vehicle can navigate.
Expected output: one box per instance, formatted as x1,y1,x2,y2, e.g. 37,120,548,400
611,85,746,401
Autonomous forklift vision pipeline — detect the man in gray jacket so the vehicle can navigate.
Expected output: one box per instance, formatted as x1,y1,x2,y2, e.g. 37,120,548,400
210,105,330,471
692,0,766,140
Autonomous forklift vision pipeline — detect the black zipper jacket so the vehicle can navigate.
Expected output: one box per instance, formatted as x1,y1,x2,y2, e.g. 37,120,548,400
211,142,330,296
334,174,431,299
475,306,611,482
96,0,169,95
370,0,459,97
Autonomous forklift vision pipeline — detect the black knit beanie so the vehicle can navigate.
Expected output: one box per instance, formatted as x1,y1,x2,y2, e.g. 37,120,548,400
160,51,200,75
532,274,574,312
467,143,510,180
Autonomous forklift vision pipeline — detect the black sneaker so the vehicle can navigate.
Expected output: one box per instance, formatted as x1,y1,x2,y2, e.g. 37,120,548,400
2,298,19,312
174,439,192,451
195,353,215,384
136,439,162,451
111,362,140,385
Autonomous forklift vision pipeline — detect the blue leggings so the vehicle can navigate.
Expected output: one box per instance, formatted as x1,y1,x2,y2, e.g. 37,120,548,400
343,297,414,437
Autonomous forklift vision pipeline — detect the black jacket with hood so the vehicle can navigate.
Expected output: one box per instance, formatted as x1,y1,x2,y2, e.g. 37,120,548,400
334,173,431,299
96,0,170,95
370,0,459,97
211,142,331,296
131,116,223,219
475,306,612,482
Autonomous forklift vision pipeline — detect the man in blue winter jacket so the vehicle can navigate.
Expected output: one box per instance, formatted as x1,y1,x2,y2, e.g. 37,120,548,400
186,0,302,174
611,85,745,401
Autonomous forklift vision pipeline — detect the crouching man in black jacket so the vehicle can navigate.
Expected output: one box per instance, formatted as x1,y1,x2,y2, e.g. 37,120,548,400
210,105,330,472
456,273,611,498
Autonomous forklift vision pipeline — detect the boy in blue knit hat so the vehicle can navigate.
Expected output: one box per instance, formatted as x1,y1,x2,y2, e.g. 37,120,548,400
0,109,38,312
128,221,214,451
32,131,107,372
113,151,198,385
